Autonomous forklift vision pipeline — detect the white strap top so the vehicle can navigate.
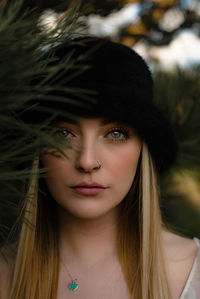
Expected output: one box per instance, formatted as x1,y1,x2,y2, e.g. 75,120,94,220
179,238,200,299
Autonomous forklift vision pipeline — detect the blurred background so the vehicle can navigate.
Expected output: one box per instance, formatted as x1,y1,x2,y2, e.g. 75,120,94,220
1,0,200,240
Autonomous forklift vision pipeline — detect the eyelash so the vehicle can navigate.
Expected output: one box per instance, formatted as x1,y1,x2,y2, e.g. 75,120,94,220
55,127,130,143
55,128,74,139
106,127,129,142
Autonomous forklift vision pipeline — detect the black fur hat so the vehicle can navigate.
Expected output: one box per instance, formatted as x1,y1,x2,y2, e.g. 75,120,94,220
27,37,177,173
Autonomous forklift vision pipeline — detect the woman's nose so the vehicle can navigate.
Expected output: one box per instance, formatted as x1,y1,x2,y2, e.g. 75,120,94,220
75,141,101,173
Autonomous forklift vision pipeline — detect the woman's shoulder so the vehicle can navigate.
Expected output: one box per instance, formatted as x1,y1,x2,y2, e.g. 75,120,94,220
162,229,198,266
162,229,199,299
162,229,198,253
0,243,15,298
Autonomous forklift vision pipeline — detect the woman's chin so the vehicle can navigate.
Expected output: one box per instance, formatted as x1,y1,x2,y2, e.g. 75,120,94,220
59,202,118,221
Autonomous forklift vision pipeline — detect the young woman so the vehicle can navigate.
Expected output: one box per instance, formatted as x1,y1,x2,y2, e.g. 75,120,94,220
0,38,199,299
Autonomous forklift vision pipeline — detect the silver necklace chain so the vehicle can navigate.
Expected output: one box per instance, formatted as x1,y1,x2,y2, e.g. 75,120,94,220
60,248,116,292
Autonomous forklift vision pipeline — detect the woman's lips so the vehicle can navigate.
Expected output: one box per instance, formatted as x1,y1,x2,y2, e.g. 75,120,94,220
71,182,107,196
72,187,106,195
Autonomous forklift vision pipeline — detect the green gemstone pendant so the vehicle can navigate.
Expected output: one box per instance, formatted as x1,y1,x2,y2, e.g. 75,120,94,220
69,279,79,291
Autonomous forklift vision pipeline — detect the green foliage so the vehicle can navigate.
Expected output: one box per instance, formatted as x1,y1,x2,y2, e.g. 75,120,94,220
0,0,91,243
154,66,200,172
1,0,200,244
154,67,200,237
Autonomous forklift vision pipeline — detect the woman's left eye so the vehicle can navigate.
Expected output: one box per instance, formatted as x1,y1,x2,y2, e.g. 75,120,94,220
106,128,129,141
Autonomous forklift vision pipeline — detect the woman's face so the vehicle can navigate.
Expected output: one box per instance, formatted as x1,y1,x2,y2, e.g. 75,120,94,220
42,118,141,220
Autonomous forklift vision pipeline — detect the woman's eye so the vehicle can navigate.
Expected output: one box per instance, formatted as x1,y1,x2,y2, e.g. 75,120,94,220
107,129,129,141
55,129,73,139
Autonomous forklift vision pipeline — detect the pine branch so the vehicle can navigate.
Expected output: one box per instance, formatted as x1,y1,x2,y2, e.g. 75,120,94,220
0,0,90,243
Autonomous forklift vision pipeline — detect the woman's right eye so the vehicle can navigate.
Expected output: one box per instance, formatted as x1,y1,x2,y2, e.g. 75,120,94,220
55,129,74,140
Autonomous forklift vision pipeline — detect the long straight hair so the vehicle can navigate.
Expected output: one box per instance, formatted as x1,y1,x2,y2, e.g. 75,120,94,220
118,143,171,298
9,143,171,299
9,159,59,299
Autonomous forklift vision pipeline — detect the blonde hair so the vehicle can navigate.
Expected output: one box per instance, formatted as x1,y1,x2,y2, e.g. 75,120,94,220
9,159,59,298
118,143,171,298
9,143,171,299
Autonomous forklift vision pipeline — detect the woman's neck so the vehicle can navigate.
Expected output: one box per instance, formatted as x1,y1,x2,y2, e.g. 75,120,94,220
58,207,119,268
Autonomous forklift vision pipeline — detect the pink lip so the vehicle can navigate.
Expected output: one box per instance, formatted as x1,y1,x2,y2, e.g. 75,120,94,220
71,182,107,196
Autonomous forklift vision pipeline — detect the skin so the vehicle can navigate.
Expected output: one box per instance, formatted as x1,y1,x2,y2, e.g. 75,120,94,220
162,229,198,299
42,117,142,221
0,118,197,299
40,118,199,299
41,117,142,298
